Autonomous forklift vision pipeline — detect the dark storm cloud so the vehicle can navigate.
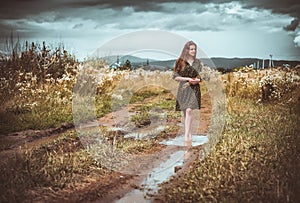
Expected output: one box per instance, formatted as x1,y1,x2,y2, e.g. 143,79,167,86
0,1,299,37
73,23,84,29
0,19,38,38
0,0,60,19
1,0,299,20
0,23,15,38
0,0,202,19
67,0,300,18
0,0,299,60
65,0,164,12
63,0,299,19
284,18,299,31
237,0,300,31
239,0,300,18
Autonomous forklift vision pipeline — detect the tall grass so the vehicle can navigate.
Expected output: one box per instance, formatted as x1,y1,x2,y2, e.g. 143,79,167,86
0,86,180,202
1,50,299,202
0,130,112,202
160,67,300,202
0,46,123,134
0,41,78,134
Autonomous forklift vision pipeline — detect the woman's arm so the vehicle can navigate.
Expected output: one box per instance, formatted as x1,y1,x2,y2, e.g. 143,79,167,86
174,76,193,82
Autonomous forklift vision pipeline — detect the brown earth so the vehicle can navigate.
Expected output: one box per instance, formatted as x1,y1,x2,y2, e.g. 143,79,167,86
0,90,212,202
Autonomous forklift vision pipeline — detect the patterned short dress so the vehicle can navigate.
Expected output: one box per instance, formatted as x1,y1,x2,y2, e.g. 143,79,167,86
173,59,202,111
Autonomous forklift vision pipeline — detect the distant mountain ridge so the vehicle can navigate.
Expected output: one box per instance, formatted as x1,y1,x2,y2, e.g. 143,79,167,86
208,57,300,69
2,51,299,70
114,55,300,70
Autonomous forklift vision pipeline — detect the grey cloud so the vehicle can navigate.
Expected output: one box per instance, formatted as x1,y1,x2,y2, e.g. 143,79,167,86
0,23,15,38
73,23,84,29
1,0,300,44
164,18,222,32
1,0,299,20
284,18,299,31
0,20,39,39
240,0,300,18
65,0,207,11
0,1,62,19
157,2,207,13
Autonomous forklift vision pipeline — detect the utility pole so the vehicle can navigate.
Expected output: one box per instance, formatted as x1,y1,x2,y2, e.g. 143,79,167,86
269,54,273,67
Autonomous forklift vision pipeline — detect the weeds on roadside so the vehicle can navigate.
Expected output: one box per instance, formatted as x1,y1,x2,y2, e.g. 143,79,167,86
161,67,300,202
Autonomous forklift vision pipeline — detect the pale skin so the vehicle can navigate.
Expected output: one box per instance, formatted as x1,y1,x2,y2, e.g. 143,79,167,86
174,44,200,147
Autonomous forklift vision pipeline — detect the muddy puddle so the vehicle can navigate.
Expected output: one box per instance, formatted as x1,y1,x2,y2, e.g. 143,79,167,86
116,150,184,203
115,135,208,203
124,125,165,139
160,135,209,147
76,107,209,203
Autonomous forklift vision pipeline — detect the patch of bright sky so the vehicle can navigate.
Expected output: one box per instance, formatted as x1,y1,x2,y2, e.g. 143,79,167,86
128,49,178,61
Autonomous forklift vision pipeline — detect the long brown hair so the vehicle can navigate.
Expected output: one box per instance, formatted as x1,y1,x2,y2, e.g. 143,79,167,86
174,40,197,72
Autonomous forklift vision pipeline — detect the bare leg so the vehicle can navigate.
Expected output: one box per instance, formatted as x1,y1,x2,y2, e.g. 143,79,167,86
182,110,186,126
183,109,192,163
184,108,193,144
184,150,191,162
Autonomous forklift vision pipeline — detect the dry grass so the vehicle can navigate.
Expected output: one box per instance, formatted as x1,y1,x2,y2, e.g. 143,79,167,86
160,68,300,202
1,60,299,202
0,130,111,202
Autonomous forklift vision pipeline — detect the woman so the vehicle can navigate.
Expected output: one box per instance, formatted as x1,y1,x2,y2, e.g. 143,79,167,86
173,41,202,146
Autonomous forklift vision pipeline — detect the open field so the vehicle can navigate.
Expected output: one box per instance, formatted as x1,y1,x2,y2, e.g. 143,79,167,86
0,53,299,202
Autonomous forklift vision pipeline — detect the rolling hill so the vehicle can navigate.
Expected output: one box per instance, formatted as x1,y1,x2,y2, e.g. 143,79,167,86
100,55,300,71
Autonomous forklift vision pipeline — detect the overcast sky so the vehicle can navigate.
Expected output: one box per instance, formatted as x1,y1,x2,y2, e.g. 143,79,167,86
0,0,299,61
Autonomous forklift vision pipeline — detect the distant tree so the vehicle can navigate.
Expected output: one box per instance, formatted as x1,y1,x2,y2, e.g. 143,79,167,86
216,67,226,74
122,59,131,70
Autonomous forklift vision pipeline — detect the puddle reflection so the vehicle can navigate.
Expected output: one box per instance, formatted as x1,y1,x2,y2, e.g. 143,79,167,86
116,150,184,203
160,135,208,147
116,135,208,203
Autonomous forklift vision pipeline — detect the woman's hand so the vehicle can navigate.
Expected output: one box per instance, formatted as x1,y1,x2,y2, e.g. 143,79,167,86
189,78,200,85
